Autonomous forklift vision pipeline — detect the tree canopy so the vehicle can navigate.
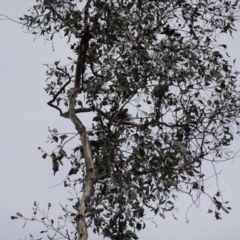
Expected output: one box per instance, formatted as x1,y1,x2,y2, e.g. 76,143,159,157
10,0,240,240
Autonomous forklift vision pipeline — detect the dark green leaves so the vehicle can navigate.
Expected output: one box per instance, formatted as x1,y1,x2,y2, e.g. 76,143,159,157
19,0,240,239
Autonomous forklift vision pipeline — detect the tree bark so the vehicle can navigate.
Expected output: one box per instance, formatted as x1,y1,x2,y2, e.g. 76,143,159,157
68,88,96,240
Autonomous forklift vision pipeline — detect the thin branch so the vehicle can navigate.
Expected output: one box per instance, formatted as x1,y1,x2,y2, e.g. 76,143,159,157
47,67,72,117
0,14,22,24
62,107,142,127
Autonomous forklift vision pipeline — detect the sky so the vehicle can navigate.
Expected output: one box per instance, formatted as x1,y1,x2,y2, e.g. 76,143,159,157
1,1,240,240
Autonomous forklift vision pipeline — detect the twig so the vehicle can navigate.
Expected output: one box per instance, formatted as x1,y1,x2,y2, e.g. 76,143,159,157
0,14,22,24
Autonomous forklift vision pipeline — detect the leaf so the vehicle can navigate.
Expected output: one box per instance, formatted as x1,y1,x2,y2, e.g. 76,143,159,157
16,212,23,217
212,51,222,58
42,153,47,159
136,222,142,231
208,209,213,213
59,148,67,157
52,128,58,133
50,152,56,159
174,107,182,112
159,213,165,219
68,167,79,175
11,216,18,220
52,136,58,143
54,60,60,66
78,100,83,106
60,135,68,142
22,221,27,228
219,44,227,49
207,99,212,106
222,65,228,72
87,131,94,136
73,146,80,153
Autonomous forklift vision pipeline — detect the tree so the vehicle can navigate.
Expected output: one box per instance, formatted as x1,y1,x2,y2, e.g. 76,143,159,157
9,0,240,239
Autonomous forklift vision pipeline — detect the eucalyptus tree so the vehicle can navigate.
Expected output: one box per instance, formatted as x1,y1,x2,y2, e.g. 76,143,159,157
10,0,240,240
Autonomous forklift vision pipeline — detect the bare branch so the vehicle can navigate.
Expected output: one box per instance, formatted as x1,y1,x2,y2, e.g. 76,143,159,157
47,67,72,117
0,14,22,24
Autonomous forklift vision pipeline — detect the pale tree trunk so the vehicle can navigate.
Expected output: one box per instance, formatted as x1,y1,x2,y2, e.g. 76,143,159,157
69,88,96,240
67,1,95,239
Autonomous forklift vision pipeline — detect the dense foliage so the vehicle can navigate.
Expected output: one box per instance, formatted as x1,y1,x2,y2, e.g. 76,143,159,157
11,0,240,240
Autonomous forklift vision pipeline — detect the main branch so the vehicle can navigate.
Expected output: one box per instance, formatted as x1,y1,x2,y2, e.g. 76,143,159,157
68,88,96,240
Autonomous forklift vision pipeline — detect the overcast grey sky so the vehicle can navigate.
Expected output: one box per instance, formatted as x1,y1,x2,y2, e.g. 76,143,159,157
1,1,240,240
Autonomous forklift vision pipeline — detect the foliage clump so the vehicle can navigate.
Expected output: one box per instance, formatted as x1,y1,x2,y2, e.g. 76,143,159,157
10,0,240,240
